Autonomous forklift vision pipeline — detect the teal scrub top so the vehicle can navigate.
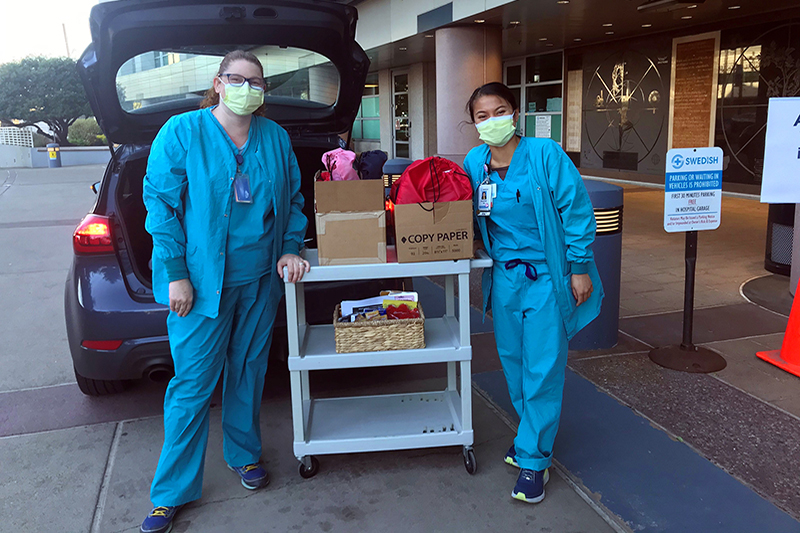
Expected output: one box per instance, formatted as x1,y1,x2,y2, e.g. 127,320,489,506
486,145,545,263
205,115,275,288
143,107,307,319
464,137,604,339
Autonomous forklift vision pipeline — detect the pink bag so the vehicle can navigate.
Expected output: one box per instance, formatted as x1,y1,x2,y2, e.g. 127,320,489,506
321,148,359,181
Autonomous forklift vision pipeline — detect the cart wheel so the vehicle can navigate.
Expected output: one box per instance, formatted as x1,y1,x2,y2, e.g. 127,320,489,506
299,456,320,479
463,448,477,475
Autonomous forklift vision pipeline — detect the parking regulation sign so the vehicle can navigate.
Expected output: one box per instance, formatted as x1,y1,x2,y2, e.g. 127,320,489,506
664,147,723,233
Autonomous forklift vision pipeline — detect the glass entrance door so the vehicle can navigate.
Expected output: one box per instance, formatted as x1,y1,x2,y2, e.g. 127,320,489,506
392,71,410,158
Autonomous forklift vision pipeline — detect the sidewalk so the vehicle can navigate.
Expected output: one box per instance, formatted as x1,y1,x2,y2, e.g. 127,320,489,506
1,378,618,533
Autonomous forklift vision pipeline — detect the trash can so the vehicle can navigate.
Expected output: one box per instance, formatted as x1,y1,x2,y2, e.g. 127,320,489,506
569,179,623,350
47,143,62,168
765,203,794,276
383,157,413,189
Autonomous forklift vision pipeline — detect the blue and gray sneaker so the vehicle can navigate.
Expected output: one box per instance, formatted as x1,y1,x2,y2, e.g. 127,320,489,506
140,505,181,533
511,468,550,503
504,445,519,468
228,463,270,490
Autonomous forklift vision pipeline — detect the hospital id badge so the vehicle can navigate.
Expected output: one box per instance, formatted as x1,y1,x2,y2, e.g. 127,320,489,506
477,179,495,217
234,172,252,204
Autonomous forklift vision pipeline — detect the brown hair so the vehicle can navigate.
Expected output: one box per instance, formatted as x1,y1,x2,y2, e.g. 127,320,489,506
200,49,267,116
465,82,519,123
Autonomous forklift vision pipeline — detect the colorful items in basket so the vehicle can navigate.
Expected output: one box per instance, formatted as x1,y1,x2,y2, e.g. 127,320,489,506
385,303,421,320
338,291,420,323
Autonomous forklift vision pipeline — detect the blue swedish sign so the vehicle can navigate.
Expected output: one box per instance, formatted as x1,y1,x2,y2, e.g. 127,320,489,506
664,147,723,233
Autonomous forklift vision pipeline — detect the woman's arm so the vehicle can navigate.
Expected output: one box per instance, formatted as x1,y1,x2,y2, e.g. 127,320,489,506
143,117,190,282
143,118,193,315
277,129,310,283
545,142,595,306
545,141,596,275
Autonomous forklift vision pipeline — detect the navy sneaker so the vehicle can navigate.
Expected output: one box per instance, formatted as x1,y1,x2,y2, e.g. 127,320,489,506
504,445,519,468
140,506,180,533
511,468,550,503
228,463,270,490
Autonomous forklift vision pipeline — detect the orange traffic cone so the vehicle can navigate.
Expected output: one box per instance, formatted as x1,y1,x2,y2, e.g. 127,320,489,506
757,280,800,377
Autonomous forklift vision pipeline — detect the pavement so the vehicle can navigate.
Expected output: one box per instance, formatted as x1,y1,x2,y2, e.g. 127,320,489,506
1,166,799,532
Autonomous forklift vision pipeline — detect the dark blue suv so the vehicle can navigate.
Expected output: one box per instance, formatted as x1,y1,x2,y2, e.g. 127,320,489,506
66,0,395,395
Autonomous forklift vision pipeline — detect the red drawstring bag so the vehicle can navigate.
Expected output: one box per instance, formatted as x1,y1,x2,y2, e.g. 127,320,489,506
390,157,473,204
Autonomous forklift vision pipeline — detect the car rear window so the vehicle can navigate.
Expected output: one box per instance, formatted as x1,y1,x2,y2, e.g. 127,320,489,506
116,45,339,113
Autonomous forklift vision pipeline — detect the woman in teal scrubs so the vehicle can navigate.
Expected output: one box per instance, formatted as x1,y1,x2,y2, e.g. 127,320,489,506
463,82,603,505
139,50,309,533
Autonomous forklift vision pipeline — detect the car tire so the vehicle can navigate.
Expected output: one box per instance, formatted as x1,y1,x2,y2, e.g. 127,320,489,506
74,367,130,396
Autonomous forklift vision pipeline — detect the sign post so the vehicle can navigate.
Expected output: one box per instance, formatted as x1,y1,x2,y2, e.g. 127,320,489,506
649,146,727,373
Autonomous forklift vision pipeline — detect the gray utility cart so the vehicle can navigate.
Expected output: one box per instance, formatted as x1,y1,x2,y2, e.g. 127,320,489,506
283,248,492,478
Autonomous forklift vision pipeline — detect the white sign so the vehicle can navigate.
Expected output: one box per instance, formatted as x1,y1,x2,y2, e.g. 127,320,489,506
535,115,551,139
761,97,800,204
664,147,723,233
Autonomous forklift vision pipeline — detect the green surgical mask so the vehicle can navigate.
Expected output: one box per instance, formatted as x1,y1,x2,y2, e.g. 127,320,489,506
475,113,517,147
222,83,264,116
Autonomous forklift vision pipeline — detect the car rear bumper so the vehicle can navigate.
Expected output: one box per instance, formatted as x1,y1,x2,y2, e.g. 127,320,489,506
65,255,171,380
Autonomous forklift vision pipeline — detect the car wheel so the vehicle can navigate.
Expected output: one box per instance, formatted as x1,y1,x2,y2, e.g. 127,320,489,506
73,367,130,396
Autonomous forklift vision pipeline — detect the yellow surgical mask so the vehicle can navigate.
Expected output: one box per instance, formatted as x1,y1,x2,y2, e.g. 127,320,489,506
222,83,264,116
475,113,517,147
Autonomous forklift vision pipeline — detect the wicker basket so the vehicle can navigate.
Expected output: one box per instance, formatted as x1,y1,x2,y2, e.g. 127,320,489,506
334,303,425,353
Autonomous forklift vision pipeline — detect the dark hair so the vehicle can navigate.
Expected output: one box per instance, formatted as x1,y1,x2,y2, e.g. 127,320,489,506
465,82,518,123
200,49,267,116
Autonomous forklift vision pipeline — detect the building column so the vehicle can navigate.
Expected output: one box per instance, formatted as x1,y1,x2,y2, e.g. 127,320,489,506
435,26,502,166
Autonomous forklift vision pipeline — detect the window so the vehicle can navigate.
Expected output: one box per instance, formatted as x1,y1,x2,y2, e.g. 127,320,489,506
353,73,380,140
504,51,564,144
116,46,339,113
153,51,169,69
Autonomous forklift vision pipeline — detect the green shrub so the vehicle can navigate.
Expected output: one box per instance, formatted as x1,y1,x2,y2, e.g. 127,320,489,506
68,118,105,146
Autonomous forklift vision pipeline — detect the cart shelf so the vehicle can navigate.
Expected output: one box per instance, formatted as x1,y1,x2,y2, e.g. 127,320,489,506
294,391,473,456
288,316,468,371
298,247,475,282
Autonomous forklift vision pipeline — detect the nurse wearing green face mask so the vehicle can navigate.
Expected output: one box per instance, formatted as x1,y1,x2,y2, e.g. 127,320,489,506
463,82,604,506
139,50,309,533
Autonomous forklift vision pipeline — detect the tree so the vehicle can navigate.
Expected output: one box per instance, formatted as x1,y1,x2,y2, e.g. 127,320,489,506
0,57,92,145
68,117,105,146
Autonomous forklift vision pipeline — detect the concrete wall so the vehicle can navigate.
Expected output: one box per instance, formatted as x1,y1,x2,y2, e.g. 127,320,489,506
424,62,438,158
435,26,503,166
30,147,112,168
0,145,33,168
353,140,382,153
379,69,394,157
355,0,516,51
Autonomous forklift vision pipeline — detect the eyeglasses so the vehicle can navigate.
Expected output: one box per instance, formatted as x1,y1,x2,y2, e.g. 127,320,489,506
219,73,266,91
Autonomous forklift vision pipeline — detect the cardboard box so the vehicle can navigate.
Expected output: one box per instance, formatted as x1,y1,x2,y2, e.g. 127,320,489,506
394,200,474,263
314,177,385,213
314,177,387,266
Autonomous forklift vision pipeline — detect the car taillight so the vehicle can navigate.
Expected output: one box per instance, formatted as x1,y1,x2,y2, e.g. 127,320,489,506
81,340,123,351
73,215,113,254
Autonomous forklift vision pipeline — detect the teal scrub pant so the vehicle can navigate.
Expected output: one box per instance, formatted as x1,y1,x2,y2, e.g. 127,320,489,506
150,275,278,506
491,261,569,472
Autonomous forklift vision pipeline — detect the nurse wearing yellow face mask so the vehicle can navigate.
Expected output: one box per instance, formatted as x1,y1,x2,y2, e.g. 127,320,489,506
139,50,309,533
463,82,603,506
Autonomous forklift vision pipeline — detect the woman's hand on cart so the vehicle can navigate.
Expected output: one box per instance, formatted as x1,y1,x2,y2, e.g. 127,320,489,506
278,254,311,283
